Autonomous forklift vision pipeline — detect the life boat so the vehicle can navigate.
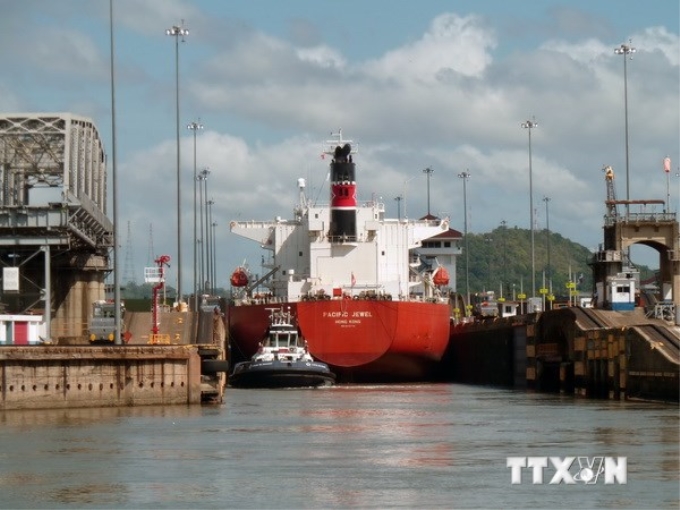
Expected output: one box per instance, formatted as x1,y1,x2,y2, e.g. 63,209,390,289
230,267,249,287
433,266,450,286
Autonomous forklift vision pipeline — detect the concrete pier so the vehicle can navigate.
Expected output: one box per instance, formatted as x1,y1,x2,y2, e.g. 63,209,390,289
0,344,225,411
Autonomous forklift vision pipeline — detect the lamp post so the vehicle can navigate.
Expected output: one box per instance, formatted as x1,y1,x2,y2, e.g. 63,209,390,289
187,120,203,309
543,196,551,310
484,236,493,292
614,40,636,215
395,195,403,220
166,20,189,304
543,195,551,281
521,117,538,297
211,221,218,291
109,0,121,344
458,170,470,314
664,157,671,212
500,219,507,297
676,171,680,214
207,199,215,292
198,168,210,292
423,167,434,216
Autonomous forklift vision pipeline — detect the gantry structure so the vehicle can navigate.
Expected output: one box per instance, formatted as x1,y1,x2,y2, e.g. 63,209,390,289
0,113,113,340
591,166,680,311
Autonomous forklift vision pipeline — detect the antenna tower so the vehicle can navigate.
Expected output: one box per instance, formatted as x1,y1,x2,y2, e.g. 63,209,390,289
122,220,136,284
147,223,156,265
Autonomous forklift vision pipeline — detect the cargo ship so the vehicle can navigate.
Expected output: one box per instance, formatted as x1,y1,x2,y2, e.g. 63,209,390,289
228,130,452,382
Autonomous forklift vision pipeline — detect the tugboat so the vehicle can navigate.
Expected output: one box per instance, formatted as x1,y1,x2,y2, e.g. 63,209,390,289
228,306,336,388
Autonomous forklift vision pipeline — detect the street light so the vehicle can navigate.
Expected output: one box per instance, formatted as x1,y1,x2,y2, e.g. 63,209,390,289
207,199,215,292
394,195,403,220
211,221,218,291
109,0,121,344
500,219,507,297
484,236,493,292
198,168,210,291
521,117,538,297
187,119,203,310
614,40,636,214
543,196,551,282
423,167,434,216
543,196,551,310
458,170,470,314
676,171,680,214
166,20,189,304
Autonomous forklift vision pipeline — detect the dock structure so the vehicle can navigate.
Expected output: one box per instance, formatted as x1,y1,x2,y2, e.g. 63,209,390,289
0,113,228,407
527,307,679,401
0,344,225,411
0,305,228,410
445,308,679,402
0,113,113,343
445,169,680,402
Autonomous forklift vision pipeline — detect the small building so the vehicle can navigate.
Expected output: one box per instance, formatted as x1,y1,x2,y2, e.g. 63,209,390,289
499,301,519,318
417,214,462,293
0,315,46,345
596,271,637,311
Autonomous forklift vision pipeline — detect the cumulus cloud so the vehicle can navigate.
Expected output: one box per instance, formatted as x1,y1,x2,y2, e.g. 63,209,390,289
296,45,347,69
362,13,496,83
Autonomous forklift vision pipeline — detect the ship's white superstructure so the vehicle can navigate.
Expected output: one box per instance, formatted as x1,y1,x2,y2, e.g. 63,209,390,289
230,193,449,302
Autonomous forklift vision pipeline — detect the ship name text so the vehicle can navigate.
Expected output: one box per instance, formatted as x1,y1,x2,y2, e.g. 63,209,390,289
322,311,373,319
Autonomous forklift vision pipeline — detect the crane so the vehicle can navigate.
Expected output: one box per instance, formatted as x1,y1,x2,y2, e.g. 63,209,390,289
603,165,618,218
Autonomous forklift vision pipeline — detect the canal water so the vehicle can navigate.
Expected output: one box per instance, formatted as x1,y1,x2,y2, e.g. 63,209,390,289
0,384,677,509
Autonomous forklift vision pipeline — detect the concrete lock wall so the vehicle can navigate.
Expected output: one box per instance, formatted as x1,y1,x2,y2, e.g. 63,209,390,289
0,346,203,410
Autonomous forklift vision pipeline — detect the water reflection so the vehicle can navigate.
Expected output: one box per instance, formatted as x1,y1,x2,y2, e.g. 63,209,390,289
51,483,128,506
0,384,676,509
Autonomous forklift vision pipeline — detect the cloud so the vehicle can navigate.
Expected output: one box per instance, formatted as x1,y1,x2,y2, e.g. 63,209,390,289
363,13,496,83
184,10,677,237
296,45,347,69
25,28,107,81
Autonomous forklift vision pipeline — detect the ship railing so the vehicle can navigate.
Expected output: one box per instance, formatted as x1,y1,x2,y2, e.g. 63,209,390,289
232,295,286,306
328,234,358,244
230,220,301,229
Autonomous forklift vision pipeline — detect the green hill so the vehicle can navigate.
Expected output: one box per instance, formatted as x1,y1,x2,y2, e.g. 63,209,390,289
458,226,656,300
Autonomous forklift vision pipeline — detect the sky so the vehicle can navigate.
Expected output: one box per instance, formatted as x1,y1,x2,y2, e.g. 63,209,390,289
1,0,678,294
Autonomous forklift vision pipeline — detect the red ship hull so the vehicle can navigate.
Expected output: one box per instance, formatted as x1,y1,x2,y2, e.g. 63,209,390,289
228,299,450,383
